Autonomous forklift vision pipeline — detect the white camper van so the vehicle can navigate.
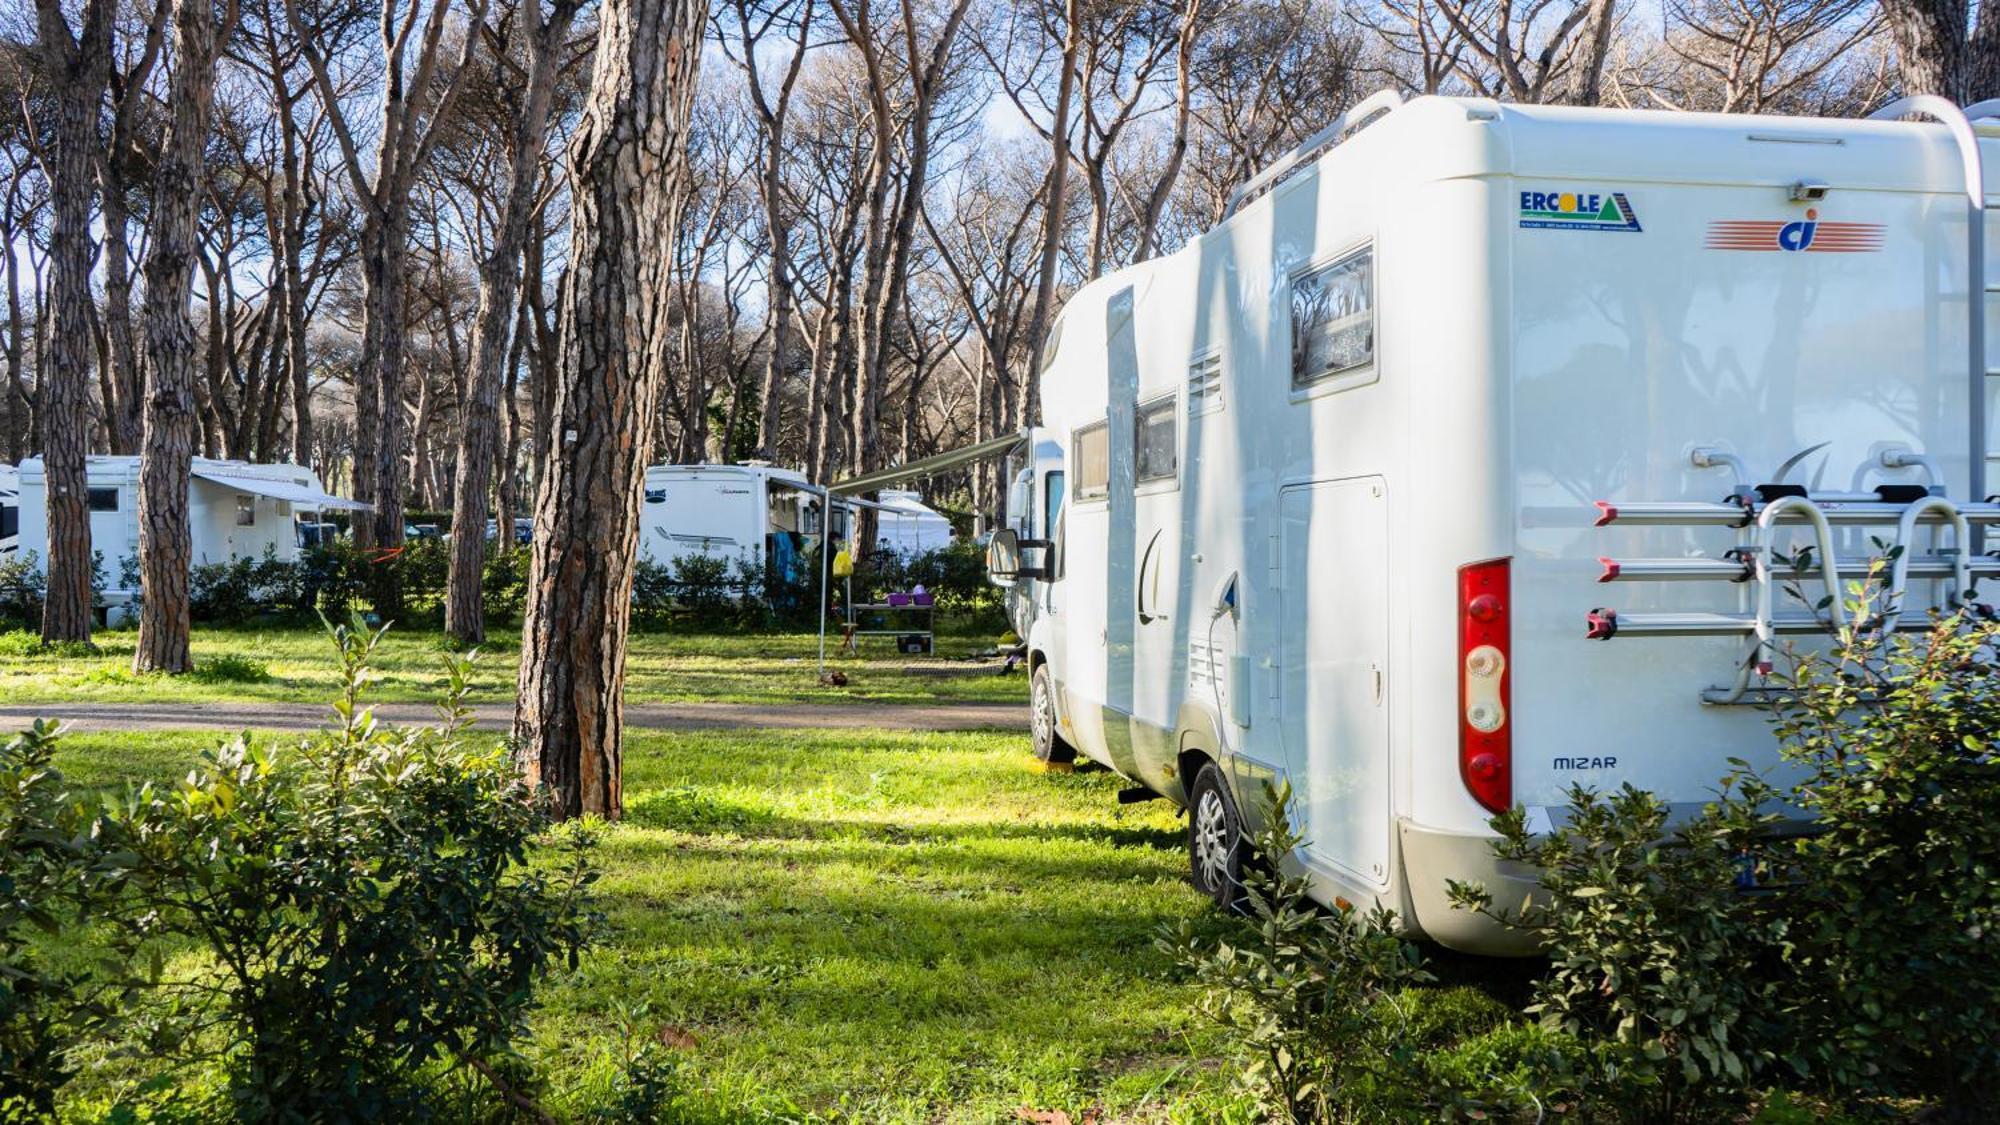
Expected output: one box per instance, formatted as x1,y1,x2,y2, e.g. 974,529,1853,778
639,463,847,583
986,93,2000,954
0,464,18,555
9,456,366,612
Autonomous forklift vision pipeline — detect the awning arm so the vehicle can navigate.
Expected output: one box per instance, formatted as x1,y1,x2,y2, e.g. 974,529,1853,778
828,431,1027,496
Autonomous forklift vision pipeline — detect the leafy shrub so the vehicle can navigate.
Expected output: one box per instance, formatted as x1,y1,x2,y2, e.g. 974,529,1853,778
669,553,736,625
1448,783,1786,1121
1160,783,1434,1123
0,722,128,1119
1446,607,2000,1120
631,558,676,626
1757,610,2000,1112
189,547,303,625
0,555,42,628
112,616,601,1120
298,540,368,620
189,654,272,685
480,545,531,625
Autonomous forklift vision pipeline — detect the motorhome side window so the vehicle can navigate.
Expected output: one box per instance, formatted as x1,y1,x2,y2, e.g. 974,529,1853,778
1135,397,1176,483
87,488,118,513
1290,245,1374,388
235,495,256,526
1073,422,1110,500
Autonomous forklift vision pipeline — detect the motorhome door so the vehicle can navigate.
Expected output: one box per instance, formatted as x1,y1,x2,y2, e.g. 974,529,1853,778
1277,476,1391,888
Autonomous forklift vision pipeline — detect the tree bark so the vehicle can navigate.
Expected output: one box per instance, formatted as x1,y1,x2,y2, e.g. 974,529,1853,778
514,0,708,820
34,0,111,646
135,0,226,674
98,185,143,454
447,0,582,644
1879,0,2000,102
2,176,27,465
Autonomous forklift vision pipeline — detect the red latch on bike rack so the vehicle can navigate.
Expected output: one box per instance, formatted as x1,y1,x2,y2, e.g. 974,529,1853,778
1585,608,1618,640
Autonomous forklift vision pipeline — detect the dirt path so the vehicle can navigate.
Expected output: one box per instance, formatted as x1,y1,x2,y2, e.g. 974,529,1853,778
0,700,1028,735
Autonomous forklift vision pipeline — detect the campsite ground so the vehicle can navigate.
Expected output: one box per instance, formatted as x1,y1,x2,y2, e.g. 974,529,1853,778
17,627,1535,1121
49,724,1249,1121
0,622,1027,707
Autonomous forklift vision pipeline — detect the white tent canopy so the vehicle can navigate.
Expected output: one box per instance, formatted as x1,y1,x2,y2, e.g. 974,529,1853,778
874,489,954,555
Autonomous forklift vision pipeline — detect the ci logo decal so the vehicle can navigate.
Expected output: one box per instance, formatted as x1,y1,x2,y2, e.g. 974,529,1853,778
1705,209,1883,253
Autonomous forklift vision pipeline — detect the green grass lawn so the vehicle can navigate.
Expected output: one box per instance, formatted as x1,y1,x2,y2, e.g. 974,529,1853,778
46,722,1256,1122
0,623,1029,708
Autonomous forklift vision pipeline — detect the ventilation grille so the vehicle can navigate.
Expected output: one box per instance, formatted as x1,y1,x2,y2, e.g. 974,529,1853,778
1187,351,1223,414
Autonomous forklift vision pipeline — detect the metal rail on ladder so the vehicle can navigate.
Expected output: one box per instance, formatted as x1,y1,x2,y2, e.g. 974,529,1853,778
1869,96,1986,548
1224,89,1405,218
1585,446,2000,704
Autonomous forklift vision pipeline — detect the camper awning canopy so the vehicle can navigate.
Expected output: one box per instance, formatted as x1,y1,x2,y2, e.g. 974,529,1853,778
192,468,373,511
828,432,1025,495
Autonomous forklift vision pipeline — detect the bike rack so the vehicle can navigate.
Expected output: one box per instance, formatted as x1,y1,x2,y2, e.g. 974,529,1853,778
1586,446,2000,704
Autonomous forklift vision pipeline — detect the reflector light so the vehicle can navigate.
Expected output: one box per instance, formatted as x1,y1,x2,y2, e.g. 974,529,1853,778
1459,558,1512,814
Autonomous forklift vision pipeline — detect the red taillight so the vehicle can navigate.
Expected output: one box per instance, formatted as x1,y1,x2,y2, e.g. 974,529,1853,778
1458,557,1511,815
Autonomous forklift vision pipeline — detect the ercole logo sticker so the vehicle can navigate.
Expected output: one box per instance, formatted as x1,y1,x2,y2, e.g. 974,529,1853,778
1705,209,1883,253
1518,189,1643,233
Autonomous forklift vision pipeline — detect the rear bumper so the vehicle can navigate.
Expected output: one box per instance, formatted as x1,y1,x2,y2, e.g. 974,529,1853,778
1397,818,1543,957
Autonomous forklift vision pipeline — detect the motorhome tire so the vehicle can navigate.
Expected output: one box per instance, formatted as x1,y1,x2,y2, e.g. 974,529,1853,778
1187,762,1249,912
1030,664,1075,764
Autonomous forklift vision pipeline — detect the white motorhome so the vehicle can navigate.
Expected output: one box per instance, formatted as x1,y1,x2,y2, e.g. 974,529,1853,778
987,93,2000,954
0,464,18,555
8,456,366,610
639,464,847,584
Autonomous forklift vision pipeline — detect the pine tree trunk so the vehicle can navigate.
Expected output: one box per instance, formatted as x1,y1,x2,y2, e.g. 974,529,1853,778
352,216,387,549
134,0,220,675
514,0,707,820
2,200,25,464
35,0,109,646
446,0,577,644
98,185,143,454
371,204,413,549
278,91,315,466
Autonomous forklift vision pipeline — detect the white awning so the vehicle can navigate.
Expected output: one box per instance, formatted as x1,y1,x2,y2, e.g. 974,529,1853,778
828,431,1026,495
192,468,373,511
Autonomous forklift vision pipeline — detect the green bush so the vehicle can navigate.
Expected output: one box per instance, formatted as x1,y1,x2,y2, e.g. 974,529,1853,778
1159,783,1434,1123
1446,607,2000,1120
1448,783,1786,1121
0,555,43,628
480,545,531,625
189,548,304,625
1759,610,2000,1112
0,722,129,1119
189,654,272,685
109,616,601,1120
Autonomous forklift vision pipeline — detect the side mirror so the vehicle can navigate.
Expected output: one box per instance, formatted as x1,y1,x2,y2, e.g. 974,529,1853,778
986,528,1023,588
986,528,1050,588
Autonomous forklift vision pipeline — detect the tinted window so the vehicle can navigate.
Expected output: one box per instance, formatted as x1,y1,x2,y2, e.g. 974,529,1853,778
87,488,118,513
1073,423,1109,500
1042,471,1064,538
1135,397,1176,482
1291,245,1374,387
